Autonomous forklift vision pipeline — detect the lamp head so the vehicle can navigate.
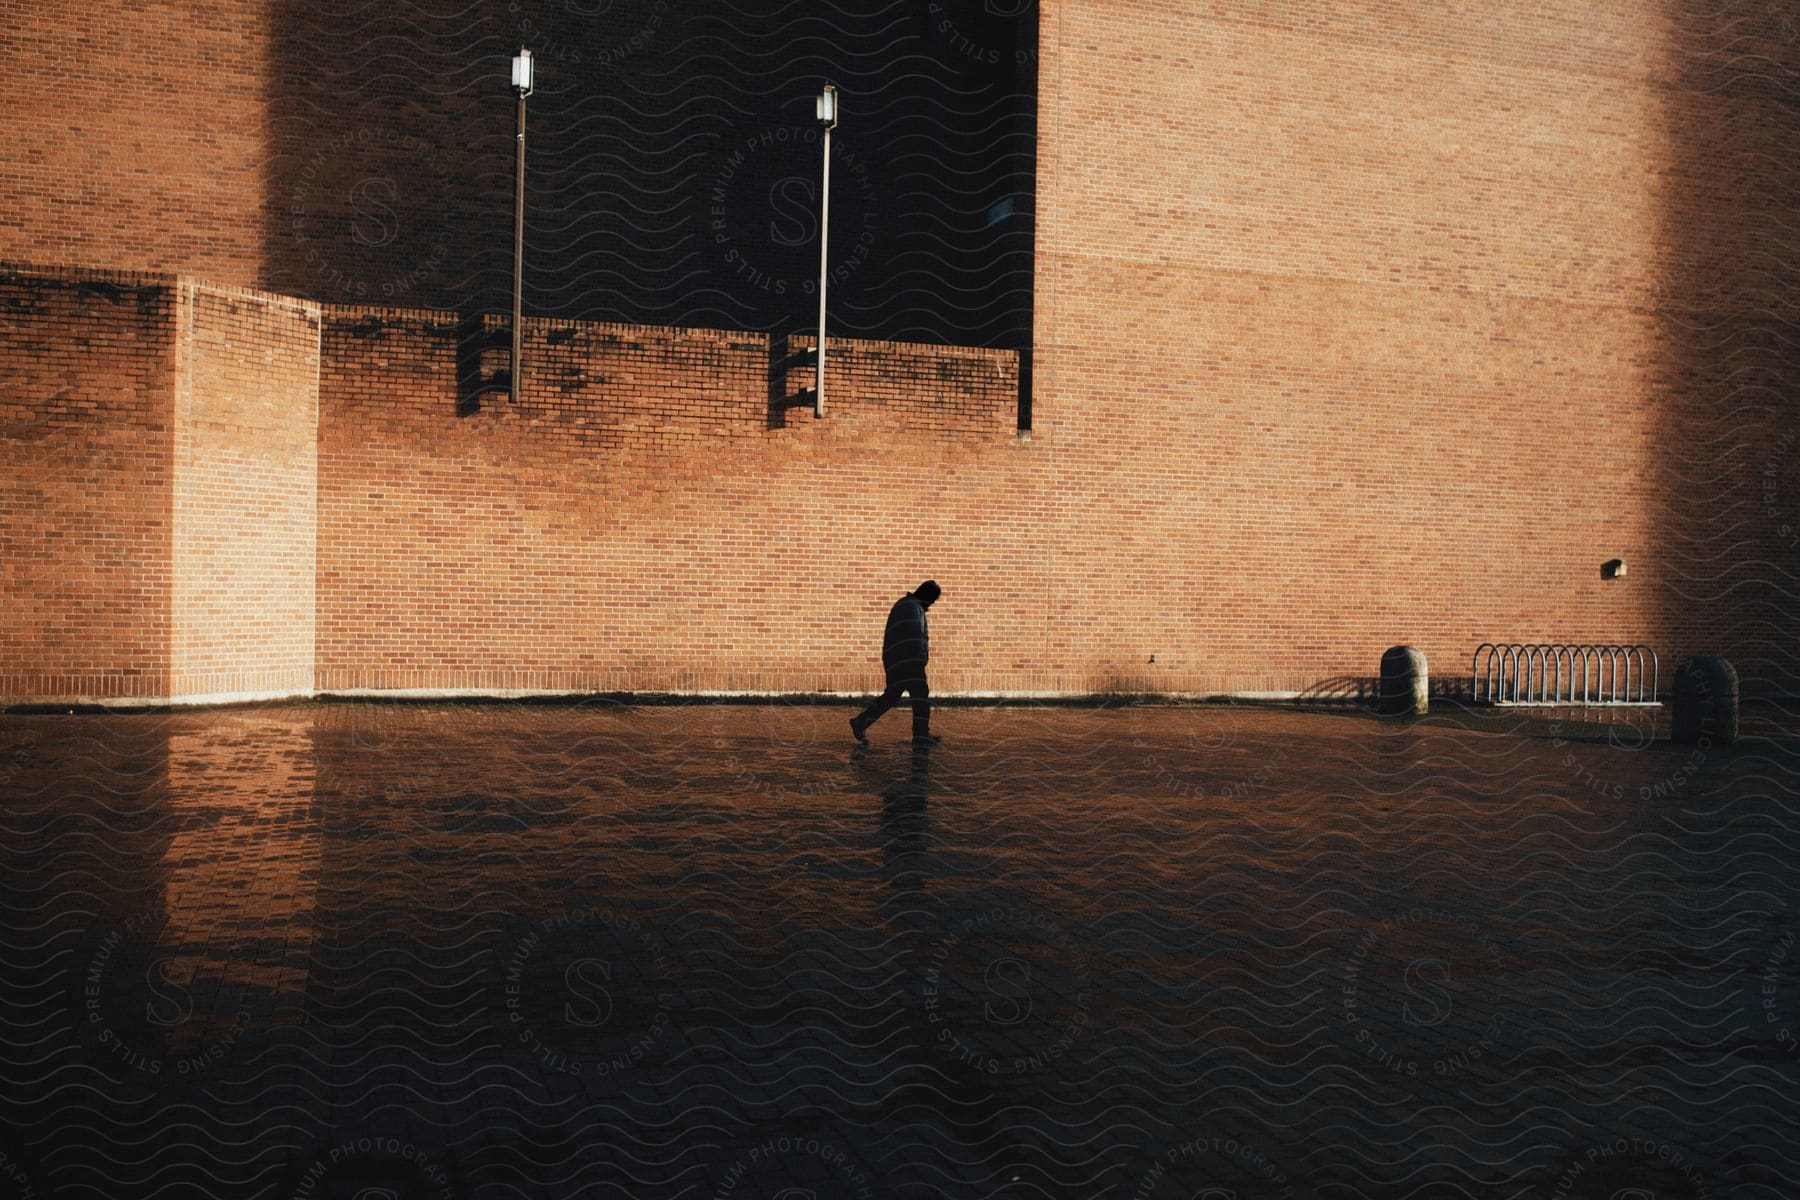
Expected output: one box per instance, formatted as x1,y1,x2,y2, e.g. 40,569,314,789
512,47,535,96
816,83,839,130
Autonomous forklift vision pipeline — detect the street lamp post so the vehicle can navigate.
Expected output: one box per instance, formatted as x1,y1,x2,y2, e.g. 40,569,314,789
510,47,534,405
813,83,838,419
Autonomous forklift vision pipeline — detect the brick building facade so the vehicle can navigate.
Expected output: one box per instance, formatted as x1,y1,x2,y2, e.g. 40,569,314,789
3,1,1797,704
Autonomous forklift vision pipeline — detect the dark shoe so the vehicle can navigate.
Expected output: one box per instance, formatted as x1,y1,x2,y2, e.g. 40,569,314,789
850,716,869,744
911,734,941,746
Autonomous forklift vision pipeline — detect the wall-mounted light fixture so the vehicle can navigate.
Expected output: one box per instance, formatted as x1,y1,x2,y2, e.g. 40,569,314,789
1602,558,1627,580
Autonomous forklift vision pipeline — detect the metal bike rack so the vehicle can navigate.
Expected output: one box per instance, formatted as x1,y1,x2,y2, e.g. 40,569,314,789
1470,643,1659,706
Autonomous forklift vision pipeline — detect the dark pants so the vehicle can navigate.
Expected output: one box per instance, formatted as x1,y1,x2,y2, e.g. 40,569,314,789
856,671,930,738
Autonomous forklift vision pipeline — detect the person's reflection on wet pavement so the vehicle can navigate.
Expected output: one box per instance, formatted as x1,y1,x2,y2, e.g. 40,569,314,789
870,741,932,889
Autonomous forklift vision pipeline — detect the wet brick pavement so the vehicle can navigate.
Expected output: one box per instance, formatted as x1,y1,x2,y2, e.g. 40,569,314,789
2,699,1798,1198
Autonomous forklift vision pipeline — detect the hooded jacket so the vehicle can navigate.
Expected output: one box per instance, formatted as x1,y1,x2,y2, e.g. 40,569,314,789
881,591,929,675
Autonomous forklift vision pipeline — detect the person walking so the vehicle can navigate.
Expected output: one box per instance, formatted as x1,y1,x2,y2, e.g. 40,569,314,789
851,581,941,745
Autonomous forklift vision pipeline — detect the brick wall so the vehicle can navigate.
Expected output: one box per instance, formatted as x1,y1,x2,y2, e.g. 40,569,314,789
315,310,1031,694
0,1,1035,342
1030,0,1800,695
5,2,1799,701
0,265,1035,705
0,268,178,700
171,282,320,700
0,2,271,288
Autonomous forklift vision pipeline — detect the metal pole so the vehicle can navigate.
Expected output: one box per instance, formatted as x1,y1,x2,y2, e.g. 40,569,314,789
815,122,831,419
511,90,527,406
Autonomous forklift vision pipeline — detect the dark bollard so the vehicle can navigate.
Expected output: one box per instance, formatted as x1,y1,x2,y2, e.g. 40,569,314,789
1378,646,1428,716
1671,655,1737,745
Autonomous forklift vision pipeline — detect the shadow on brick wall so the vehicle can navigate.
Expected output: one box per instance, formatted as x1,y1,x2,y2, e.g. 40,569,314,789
1653,0,1800,697
263,0,1038,360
